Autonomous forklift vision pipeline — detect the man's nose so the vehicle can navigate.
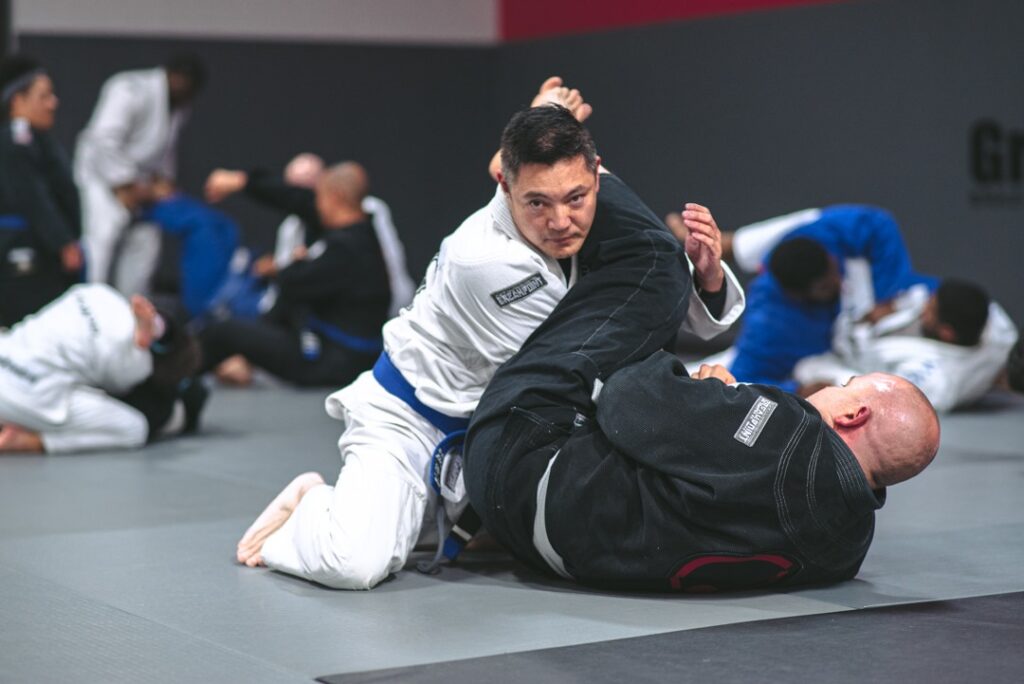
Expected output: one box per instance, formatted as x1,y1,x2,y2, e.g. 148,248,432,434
549,205,572,230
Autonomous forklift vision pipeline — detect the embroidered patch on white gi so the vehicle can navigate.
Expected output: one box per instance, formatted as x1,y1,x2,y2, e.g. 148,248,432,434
491,273,548,308
734,396,778,447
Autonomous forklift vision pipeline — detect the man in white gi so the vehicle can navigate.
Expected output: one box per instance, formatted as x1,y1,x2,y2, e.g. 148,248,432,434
74,54,207,294
235,79,745,589
0,284,194,453
794,279,1019,412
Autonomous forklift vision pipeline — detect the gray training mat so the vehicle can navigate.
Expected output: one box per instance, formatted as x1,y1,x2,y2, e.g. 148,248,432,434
2,387,1023,682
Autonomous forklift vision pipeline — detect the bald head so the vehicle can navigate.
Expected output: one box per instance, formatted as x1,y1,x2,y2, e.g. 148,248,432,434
319,162,368,206
806,373,940,489
314,161,370,227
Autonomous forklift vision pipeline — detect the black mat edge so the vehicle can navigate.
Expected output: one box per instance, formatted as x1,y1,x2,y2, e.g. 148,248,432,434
318,591,1024,683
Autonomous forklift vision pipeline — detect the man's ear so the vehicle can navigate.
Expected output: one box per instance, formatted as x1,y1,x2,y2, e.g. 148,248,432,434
937,323,958,344
834,405,871,429
496,172,510,195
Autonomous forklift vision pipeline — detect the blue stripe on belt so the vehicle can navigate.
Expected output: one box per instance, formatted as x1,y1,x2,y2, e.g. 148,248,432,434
305,316,383,355
0,215,28,231
372,352,469,434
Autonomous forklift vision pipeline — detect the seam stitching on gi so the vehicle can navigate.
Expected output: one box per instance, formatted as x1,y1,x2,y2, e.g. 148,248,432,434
576,231,683,372
774,412,808,555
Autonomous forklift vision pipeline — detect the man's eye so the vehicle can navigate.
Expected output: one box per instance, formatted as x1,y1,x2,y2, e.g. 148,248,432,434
569,195,584,206
529,200,545,209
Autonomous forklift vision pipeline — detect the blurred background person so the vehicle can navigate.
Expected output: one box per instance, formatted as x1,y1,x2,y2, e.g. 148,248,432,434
0,54,82,327
74,53,207,295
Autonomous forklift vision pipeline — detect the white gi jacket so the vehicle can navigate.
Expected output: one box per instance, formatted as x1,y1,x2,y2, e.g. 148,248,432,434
795,285,1020,412
74,68,185,187
0,284,153,452
261,179,744,590
333,180,744,420
74,68,187,286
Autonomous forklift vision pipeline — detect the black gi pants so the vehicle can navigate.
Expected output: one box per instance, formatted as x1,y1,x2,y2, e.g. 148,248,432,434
0,267,73,328
464,211,692,575
199,317,376,388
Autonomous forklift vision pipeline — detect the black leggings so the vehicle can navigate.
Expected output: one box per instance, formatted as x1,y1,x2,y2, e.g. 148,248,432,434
199,317,376,388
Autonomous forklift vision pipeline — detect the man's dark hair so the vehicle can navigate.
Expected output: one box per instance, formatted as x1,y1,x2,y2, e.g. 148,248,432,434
768,237,830,293
499,105,597,182
0,54,45,114
164,53,208,93
935,278,989,346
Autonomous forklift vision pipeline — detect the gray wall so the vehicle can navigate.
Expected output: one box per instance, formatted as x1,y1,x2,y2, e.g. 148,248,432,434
19,34,499,276
496,0,1024,322
18,0,1024,321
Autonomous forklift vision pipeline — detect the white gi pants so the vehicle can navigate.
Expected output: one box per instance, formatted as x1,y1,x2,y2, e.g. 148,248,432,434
0,383,147,453
260,373,444,589
79,180,160,295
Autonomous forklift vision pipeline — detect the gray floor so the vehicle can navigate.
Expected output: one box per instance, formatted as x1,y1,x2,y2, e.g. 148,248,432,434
2,386,1022,683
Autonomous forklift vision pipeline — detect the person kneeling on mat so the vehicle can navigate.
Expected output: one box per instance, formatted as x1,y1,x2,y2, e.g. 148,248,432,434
0,283,201,453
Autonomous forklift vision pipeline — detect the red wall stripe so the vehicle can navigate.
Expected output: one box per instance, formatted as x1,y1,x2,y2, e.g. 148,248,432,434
501,0,848,42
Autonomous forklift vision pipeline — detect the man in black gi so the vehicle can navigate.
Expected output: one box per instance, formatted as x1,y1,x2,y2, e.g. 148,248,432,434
0,55,82,326
463,179,940,593
197,161,390,387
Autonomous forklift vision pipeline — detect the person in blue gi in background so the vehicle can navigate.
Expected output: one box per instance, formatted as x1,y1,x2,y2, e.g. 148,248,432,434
682,206,937,394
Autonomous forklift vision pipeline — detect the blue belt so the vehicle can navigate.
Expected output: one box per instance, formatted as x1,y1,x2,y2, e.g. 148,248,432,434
306,317,383,355
372,352,479,570
372,352,469,435
0,215,28,231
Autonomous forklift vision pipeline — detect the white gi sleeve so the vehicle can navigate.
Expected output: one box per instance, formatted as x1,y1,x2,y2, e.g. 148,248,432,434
731,208,823,273
794,353,859,388
682,260,745,340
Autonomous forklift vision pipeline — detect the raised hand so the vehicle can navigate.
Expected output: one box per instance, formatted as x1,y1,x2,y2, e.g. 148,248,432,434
667,202,724,293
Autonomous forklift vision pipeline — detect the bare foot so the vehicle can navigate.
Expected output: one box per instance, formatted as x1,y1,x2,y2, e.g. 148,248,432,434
215,355,253,386
0,424,45,453
236,472,325,567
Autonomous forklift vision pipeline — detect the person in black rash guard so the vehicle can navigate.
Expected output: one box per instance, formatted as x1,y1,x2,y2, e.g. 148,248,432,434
198,161,390,387
0,55,83,327
463,185,941,593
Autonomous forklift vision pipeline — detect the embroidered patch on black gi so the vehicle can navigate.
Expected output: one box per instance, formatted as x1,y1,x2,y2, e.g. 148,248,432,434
734,396,778,447
491,273,548,308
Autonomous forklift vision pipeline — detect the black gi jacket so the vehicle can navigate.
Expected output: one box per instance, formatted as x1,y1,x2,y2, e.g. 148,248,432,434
0,125,81,324
244,171,390,342
553,353,882,591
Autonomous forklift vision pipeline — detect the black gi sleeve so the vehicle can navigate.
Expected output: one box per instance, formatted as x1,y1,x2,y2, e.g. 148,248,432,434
10,144,77,253
35,132,82,239
243,170,320,228
274,237,357,301
697,283,727,319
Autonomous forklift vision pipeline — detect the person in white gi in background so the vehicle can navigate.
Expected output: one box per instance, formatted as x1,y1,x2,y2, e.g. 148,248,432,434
74,54,207,294
794,278,1019,412
235,78,746,590
0,284,183,453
